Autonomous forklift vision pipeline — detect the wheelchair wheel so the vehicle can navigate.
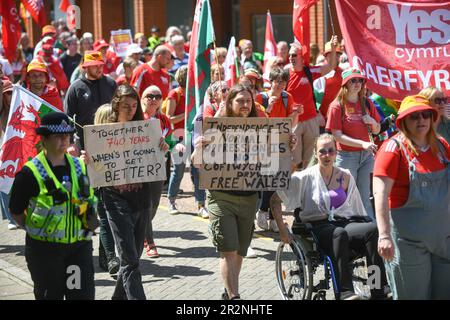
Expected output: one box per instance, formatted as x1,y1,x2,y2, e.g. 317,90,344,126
352,257,371,300
275,237,313,300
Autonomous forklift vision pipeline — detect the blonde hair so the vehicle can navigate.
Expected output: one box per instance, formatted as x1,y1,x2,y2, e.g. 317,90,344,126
418,86,443,101
310,133,336,166
94,104,113,124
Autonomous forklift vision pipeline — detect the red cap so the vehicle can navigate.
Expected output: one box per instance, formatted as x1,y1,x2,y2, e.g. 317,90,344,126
93,39,109,51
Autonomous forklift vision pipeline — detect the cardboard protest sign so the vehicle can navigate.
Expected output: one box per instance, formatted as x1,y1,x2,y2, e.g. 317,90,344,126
84,120,166,188
111,29,133,57
336,0,449,100
199,117,292,191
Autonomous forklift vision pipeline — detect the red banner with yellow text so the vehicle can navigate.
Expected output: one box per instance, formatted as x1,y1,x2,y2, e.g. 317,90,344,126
336,0,449,101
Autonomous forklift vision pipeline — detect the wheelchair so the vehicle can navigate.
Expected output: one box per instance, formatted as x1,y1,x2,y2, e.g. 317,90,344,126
275,212,372,300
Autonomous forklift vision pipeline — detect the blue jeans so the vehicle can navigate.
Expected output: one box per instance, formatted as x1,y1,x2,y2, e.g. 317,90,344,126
167,158,186,201
335,150,374,219
190,166,205,205
0,192,13,223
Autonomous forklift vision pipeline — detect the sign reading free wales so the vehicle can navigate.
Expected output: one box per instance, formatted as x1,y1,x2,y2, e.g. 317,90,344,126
84,120,166,188
336,0,449,100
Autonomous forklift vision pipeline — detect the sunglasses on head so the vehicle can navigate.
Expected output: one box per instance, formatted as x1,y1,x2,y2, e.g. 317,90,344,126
409,110,433,121
349,78,365,84
433,97,448,105
318,147,336,155
145,94,162,100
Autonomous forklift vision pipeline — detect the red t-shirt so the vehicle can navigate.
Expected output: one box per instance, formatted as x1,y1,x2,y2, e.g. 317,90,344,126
374,135,450,208
326,99,381,152
203,103,219,120
39,85,63,111
167,87,185,130
131,63,171,98
286,66,321,122
255,92,294,118
319,67,343,119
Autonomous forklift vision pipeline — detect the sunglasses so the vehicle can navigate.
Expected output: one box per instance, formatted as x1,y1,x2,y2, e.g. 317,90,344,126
289,54,297,58
409,110,433,121
318,147,336,155
145,94,162,100
433,97,448,105
349,78,365,84
221,88,229,93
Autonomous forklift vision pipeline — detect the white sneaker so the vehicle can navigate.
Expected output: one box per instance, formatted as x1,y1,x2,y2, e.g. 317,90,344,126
169,201,179,215
8,223,18,230
256,210,269,230
246,246,257,258
198,207,209,219
269,219,279,233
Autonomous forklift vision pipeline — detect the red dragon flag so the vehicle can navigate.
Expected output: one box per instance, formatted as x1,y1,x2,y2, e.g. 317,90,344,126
0,86,61,193
263,10,277,81
0,0,22,63
292,0,319,64
185,0,215,136
21,0,47,27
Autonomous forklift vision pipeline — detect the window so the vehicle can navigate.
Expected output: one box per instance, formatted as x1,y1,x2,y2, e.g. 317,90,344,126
166,0,195,40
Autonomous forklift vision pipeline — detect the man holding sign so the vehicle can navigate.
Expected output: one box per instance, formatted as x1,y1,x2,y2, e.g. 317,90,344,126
84,84,168,300
192,85,297,300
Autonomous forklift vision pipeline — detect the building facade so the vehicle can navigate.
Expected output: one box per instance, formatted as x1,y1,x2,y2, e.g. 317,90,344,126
24,0,341,53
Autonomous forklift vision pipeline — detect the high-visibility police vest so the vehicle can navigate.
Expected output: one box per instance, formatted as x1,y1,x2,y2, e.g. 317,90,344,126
24,151,96,244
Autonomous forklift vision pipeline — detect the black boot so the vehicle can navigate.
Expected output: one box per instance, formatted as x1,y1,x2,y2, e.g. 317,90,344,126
107,257,120,275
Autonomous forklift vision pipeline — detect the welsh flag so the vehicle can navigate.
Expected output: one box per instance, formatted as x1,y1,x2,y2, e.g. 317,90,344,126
263,10,277,82
185,0,215,137
0,86,60,193
224,36,239,87
0,0,22,63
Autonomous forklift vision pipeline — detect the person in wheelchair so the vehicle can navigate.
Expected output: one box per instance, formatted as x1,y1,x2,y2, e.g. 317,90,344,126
271,133,389,300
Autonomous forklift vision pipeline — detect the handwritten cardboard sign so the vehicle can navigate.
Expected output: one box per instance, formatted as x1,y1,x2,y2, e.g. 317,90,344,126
199,117,292,191
111,29,133,58
84,120,166,188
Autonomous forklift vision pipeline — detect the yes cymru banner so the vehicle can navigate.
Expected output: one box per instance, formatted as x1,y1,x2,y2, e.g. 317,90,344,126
336,0,449,100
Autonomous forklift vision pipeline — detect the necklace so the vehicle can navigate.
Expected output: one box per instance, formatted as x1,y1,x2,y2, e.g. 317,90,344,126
325,167,335,188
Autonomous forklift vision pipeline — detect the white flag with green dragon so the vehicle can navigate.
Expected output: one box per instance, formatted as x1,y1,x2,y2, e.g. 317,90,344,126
0,85,61,193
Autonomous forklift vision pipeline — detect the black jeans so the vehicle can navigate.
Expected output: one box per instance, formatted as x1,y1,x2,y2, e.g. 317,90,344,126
260,191,275,219
310,220,388,295
145,180,164,244
102,189,149,300
25,236,95,300
96,189,116,260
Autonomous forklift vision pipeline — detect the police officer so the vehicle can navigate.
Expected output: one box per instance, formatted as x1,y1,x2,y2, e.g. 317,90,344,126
9,112,98,300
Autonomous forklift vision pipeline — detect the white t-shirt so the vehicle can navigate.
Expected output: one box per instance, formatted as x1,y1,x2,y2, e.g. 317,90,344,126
0,58,13,76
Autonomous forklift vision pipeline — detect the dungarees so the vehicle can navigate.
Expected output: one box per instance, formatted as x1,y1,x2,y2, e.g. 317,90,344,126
386,140,450,299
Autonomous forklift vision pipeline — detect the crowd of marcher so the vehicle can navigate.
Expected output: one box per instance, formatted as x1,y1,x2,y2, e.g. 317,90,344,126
0,18,449,301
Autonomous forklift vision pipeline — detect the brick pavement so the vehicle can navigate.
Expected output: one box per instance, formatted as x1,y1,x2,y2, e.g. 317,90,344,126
0,170,287,300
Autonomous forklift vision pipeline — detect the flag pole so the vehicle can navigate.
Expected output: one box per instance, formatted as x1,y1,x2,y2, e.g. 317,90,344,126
212,41,224,97
327,0,336,36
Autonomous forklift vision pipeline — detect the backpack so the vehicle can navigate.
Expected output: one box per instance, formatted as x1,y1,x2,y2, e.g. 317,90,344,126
260,91,289,115
161,88,181,114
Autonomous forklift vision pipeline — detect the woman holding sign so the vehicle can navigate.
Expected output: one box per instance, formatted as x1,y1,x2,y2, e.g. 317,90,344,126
326,68,381,219
193,85,297,300
100,84,169,300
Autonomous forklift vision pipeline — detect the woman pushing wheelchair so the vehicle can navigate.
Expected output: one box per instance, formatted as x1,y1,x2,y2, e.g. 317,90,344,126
271,133,390,300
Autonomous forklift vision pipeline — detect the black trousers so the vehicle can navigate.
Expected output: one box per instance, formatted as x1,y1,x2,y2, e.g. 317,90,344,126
310,220,388,294
96,189,116,260
25,236,95,300
102,190,149,300
260,191,275,219
145,180,164,244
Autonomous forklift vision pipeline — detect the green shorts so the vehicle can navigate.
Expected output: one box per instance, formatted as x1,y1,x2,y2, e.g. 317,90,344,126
207,191,259,257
